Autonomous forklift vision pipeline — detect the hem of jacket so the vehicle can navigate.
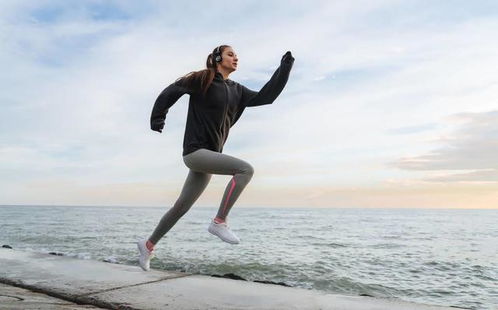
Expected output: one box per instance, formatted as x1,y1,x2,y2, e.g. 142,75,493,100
183,145,220,157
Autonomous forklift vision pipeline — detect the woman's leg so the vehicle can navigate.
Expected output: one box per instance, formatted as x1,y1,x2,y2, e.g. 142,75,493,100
183,148,254,222
148,169,212,245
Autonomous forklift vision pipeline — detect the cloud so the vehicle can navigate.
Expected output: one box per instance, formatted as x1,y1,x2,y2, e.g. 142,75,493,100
391,110,498,182
2,1,498,207
423,169,498,183
385,123,438,135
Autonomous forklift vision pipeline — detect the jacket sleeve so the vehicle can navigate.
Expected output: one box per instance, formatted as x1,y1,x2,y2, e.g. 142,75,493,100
240,59,294,107
150,78,191,132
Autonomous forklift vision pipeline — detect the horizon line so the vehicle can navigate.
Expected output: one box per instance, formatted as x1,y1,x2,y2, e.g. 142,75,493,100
1,204,496,210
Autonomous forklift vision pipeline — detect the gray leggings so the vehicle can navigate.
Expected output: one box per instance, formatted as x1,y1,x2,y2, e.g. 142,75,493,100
148,148,254,245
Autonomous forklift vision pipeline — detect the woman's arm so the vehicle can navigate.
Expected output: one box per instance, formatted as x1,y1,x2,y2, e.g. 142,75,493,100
150,78,191,133
240,51,295,107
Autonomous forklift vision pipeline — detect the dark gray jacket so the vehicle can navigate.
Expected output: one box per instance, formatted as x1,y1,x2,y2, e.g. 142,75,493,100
150,52,295,156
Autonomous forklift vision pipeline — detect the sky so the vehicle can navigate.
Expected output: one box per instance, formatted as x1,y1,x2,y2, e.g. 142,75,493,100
1,0,497,209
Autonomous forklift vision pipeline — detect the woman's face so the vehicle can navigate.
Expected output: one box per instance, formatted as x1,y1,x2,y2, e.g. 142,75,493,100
218,47,238,72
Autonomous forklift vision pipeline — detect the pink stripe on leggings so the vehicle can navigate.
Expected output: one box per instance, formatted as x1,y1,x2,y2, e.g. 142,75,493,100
222,177,237,215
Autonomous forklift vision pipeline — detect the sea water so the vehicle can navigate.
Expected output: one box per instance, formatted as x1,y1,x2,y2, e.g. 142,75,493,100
0,205,496,310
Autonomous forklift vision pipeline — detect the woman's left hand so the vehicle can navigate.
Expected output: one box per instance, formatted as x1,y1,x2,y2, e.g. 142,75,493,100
281,51,295,65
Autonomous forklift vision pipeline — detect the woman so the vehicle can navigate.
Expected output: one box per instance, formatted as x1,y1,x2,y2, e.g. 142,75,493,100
137,45,295,271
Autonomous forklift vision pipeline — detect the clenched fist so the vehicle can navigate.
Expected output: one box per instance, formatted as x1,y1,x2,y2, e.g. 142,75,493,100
281,51,295,65
151,120,165,133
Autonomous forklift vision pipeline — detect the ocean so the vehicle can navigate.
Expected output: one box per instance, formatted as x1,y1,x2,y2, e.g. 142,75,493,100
1,205,496,310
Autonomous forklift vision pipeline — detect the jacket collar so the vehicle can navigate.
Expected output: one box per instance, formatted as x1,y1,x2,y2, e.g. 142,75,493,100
214,71,224,80
214,71,233,84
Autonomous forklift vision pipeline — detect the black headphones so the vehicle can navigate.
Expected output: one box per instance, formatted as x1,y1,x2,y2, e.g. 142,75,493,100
213,45,222,63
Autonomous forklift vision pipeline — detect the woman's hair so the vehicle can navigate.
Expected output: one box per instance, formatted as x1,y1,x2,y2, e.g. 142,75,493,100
175,45,230,96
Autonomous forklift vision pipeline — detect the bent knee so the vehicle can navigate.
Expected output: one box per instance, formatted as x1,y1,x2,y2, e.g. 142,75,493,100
241,163,254,178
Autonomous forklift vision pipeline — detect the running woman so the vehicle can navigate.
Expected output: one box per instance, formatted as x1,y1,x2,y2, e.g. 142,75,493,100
137,45,295,271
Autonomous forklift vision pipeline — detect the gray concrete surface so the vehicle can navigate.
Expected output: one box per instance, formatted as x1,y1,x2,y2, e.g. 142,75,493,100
0,248,464,310
0,283,102,309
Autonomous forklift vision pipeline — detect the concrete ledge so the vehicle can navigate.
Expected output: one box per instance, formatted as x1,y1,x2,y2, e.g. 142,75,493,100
0,248,464,310
0,282,102,309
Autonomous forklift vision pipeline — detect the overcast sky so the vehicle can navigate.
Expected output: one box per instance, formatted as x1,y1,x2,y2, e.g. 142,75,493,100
1,0,497,208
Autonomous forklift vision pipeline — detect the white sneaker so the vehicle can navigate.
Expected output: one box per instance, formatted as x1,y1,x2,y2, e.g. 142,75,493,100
137,239,155,271
208,220,240,244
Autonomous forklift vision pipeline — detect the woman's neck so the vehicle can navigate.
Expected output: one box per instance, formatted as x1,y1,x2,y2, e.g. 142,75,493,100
217,68,231,80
